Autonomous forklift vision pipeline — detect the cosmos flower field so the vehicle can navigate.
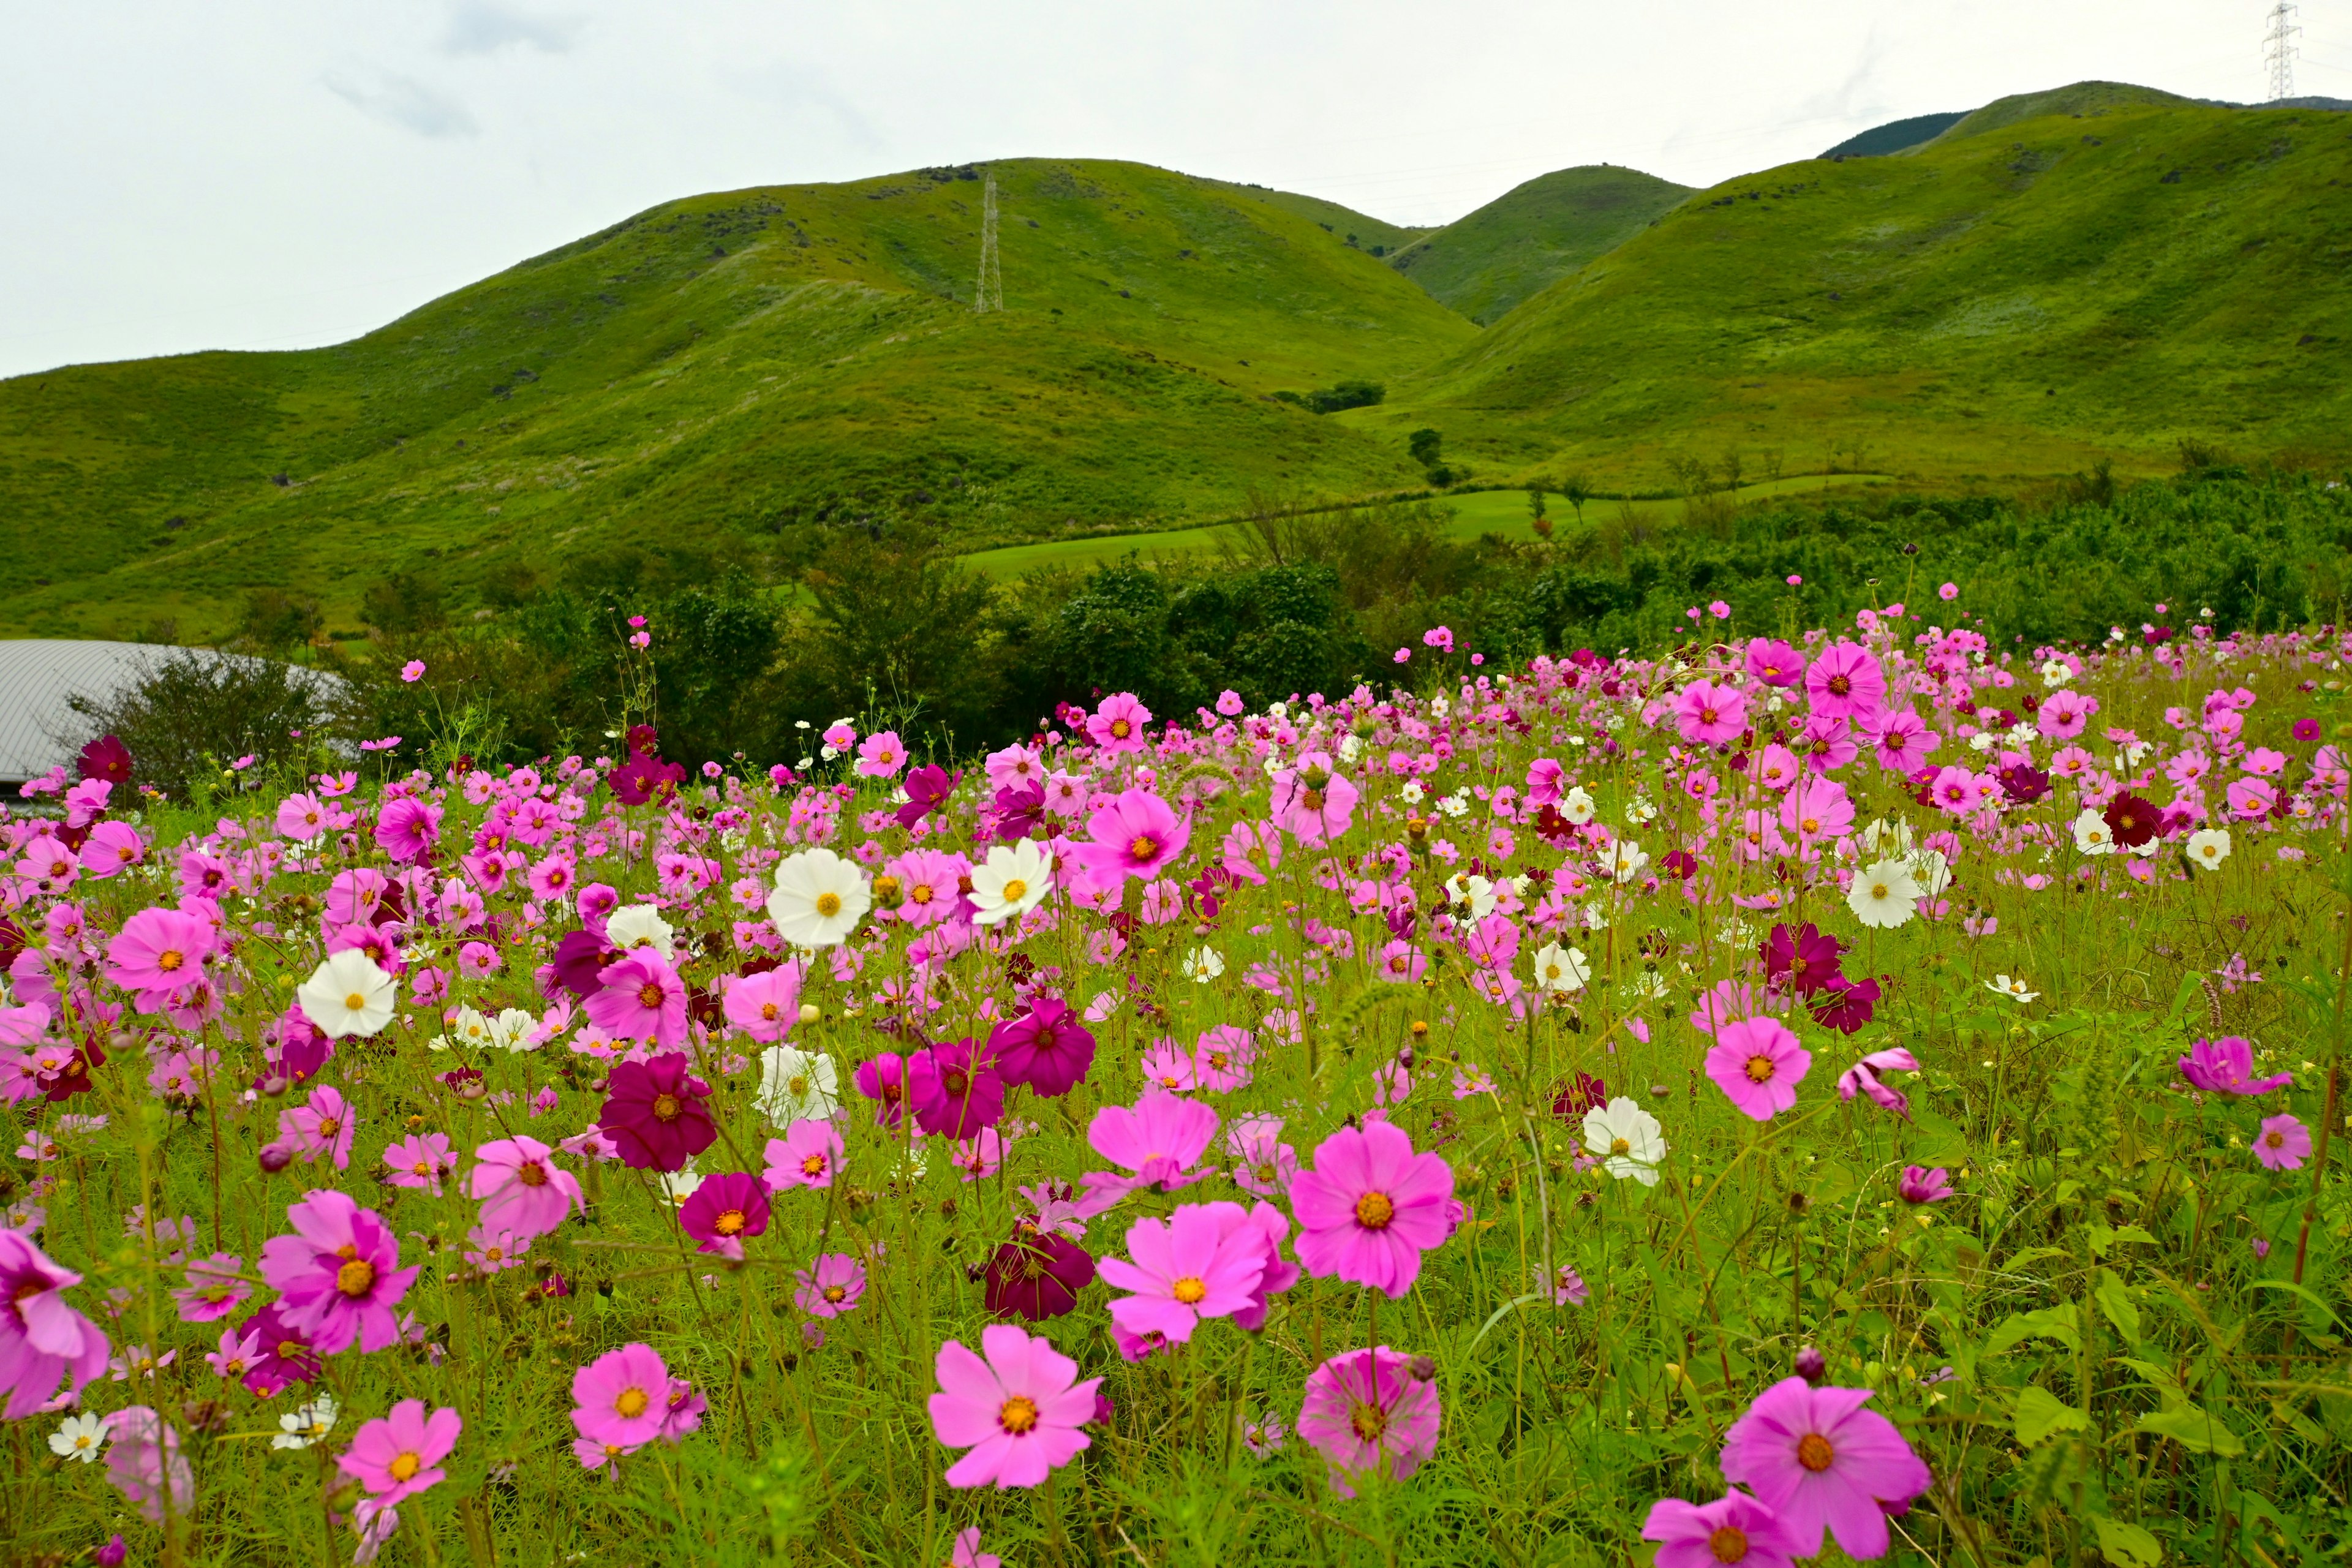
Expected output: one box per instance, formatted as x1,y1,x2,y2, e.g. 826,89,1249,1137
3,601,2349,1567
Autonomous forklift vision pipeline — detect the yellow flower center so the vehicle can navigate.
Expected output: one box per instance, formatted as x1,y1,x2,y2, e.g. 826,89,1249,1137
160,949,184,973
801,1154,827,1177
2264,1129,2285,1150
1129,835,1158,861
1797,1432,1834,1472
335,1258,376,1298
715,1210,747,1235
999,1396,1039,1434
1172,1276,1207,1305
389,1452,421,1482
1110,720,1131,738
637,982,665,1008
814,892,842,918
652,1094,681,1121
518,1162,548,1188
1001,878,1027,902
823,1284,846,1303
615,1387,650,1419
344,992,366,1011
1349,1400,1388,1442
1611,1137,1632,1156
1354,1191,1394,1229
1744,1055,1775,1084
1708,1525,1751,1563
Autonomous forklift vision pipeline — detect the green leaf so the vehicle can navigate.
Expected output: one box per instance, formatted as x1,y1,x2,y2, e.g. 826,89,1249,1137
2094,1269,2143,1343
2247,1278,2350,1334
2093,1514,2165,1567
2014,1384,2091,1445
2163,969,2206,1027
1987,1303,2081,1355
2135,1405,2246,1456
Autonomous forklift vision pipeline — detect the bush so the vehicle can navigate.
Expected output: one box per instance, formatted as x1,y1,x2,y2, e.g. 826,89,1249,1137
66,650,348,798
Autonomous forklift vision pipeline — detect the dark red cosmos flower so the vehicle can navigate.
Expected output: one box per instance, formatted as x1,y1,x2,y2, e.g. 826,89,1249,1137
1811,975,1882,1035
987,998,1097,1098
236,1303,320,1396
625,723,662,756
1550,1071,1608,1123
1532,804,1579,846
1995,761,2052,805
2101,792,2160,848
0,915,25,968
894,764,959,829
597,1053,717,1172
2292,717,2320,743
992,781,1046,842
262,1005,334,1090
78,734,134,786
40,1034,107,1102
1660,850,1700,881
610,750,687,807
908,1039,1005,1140
1761,922,1845,998
548,929,622,999
679,1172,771,1256
984,1224,1095,1321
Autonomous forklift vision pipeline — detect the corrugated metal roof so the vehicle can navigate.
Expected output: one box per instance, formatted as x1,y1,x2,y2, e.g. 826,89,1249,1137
0,641,181,785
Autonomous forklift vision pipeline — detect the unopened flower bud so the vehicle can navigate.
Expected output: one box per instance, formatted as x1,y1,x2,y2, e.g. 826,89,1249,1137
1408,1354,1437,1382
1795,1346,1827,1385
259,1076,289,1099
797,1002,822,1026
1396,1046,1415,1070
257,1141,293,1174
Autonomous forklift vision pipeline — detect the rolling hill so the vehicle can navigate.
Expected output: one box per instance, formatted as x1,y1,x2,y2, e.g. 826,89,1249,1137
1385,165,1694,324
0,160,1475,640
1820,113,1966,159
1360,97,2352,488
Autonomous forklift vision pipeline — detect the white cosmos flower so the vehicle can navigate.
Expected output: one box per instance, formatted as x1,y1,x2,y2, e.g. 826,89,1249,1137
48,1412,106,1462
1581,1097,1666,1185
491,1008,540,1052
272,1396,339,1450
1847,860,1921,930
1858,818,1915,856
1443,873,1498,919
603,904,675,952
1558,786,1597,825
970,838,1055,927
1531,943,1589,994
2040,659,2073,687
1908,848,1953,899
2071,809,2117,856
1182,947,1226,982
658,1164,704,1205
2185,827,2232,871
767,848,872,948
296,950,397,1039
1986,974,2040,1003
755,1046,840,1126
1399,780,1427,804
1599,839,1649,884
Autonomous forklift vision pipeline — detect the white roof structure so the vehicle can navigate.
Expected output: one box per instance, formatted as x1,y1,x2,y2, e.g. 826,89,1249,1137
0,640,181,786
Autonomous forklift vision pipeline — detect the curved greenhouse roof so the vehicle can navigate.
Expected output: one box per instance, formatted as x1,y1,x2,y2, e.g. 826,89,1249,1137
0,641,184,786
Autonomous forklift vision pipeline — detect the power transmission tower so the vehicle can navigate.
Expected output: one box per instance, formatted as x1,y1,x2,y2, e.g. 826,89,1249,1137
2264,2,2299,102
974,171,1003,314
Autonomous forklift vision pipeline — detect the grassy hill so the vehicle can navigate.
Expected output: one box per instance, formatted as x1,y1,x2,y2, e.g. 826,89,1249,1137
1820,113,1966,159
1359,97,2352,489
1199,180,1430,257
1385,166,1693,323
0,160,1473,640
1922,81,2192,145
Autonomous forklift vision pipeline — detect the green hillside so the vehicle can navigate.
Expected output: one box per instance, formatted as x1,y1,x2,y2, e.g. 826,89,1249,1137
1386,166,1693,323
1821,113,1966,159
0,160,1474,640
1199,179,1430,257
1363,99,2352,488
1923,80,2192,145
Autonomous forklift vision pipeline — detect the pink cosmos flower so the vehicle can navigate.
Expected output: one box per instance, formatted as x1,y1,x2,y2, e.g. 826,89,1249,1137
1140,1037,1199,1092
460,1226,530,1273
1746,638,1803,687
1086,692,1153,753
1705,1018,1811,1121
205,1324,263,1383
258,1189,419,1355
1192,1025,1255,1092
1675,680,1747,747
1098,1203,1269,1346
853,1052,909,1127
1719,1379,1932,1559
339,1399,462,1510
373,797,442,865
1863,708,1938,773
854,730,907,777
1778,776,1852,842
571,1343,675,1457
80,822,146,878
1077,1088,1220,1213
928,1322,1102,1489
586,951,688,1048
1803,643,1885,721
1642,1490,1801,1568
1226,1114,1300,1197
383,1133,456,1195
987,998,1096,1098
595,1053,717,1172
795,1253,867,1317
2177,1036,2292,1096
763,1120,845,1190
2255,1113,2312,1171
281,1085,355,1169
723,966,803,1043
1072,788,1191,892
679,1172,771,1257
104,907,212,998
277,793,329,840
172,1252,251,1323
908,1039,1005,1139
1289,1120,1455,1298
468,1137,585,1240
0,1231,110,1418
1836,1047,1920,1119
103,1406,193,1523
1898,1165,1953,1204
1270,754,1361,845
2037,687,2097,741
1296,1346,1441,1498
2226,776,2277,820
949,1528,1001,1568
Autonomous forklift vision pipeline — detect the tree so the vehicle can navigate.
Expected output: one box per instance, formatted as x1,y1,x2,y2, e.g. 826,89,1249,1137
237,590,322,654
67,650,345,799
1560,473,1593,527
1526,483,1548,521
360,573,447,637
1408,428,1443,470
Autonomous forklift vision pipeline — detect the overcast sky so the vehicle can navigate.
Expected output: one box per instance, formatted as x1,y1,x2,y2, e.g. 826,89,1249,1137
4,0,2346,379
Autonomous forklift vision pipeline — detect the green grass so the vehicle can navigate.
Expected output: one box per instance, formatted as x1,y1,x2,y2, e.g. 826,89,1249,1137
1197,179,1431,255
0,160,1473,641
1385,165,1692,324
1364,100,2352,490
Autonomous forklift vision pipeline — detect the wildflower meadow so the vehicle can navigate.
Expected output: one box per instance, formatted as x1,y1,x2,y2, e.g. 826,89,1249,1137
2,597,2349,1567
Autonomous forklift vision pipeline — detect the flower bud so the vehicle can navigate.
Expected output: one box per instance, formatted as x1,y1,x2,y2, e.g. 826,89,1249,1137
257,1141,293,1174
1408,1354,1437,1382
1795,1346,1827,1385
1396,1046,1415,1070
797,1002,822,1026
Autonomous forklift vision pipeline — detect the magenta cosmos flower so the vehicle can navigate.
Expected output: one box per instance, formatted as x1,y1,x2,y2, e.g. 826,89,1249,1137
596,1053,716,1172
103,907,211,998
795,1254,867,1317
469,1136,585,1240
1705,1017,1811,1122
763,1120,844,1190
1642,1490,1801,1568
373,797,442,864
1675,680,1747,747
1077,1087,1220,1213
1746,638,1803,687
2178,1036,2292,1096
382,1133,455,1196
172,1252,250,1324
1098,1203,1268,1347
1803,642,1885,720
853,1052,909,1128
1270,754,1362,846
586,952,688,1049
987,998,1096,1098
2255,1113,2312,1171
259,1189,419,1355
0,1230,110,1418
928,1322,1102,1489
1073,788,1190,892
103,1407,193,1524
339,1400,462,1510
1289,1121,1455,1299
1085,692,1152,753
1898,1165,1953,1204
1837,1047,1920,1119
1295,1346,1441,1498
571,1343,676,1457
1718,1378,1932,1561
909,1039,1005,1139
723,967,802,1044
679,1172,771,1257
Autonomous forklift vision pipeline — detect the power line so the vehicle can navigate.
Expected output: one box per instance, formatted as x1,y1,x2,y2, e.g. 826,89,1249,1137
973,169,1003,314
2265,2,2301,100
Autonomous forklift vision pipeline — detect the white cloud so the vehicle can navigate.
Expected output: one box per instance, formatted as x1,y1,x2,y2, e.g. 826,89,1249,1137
323,70,479,138
441,2,582,57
